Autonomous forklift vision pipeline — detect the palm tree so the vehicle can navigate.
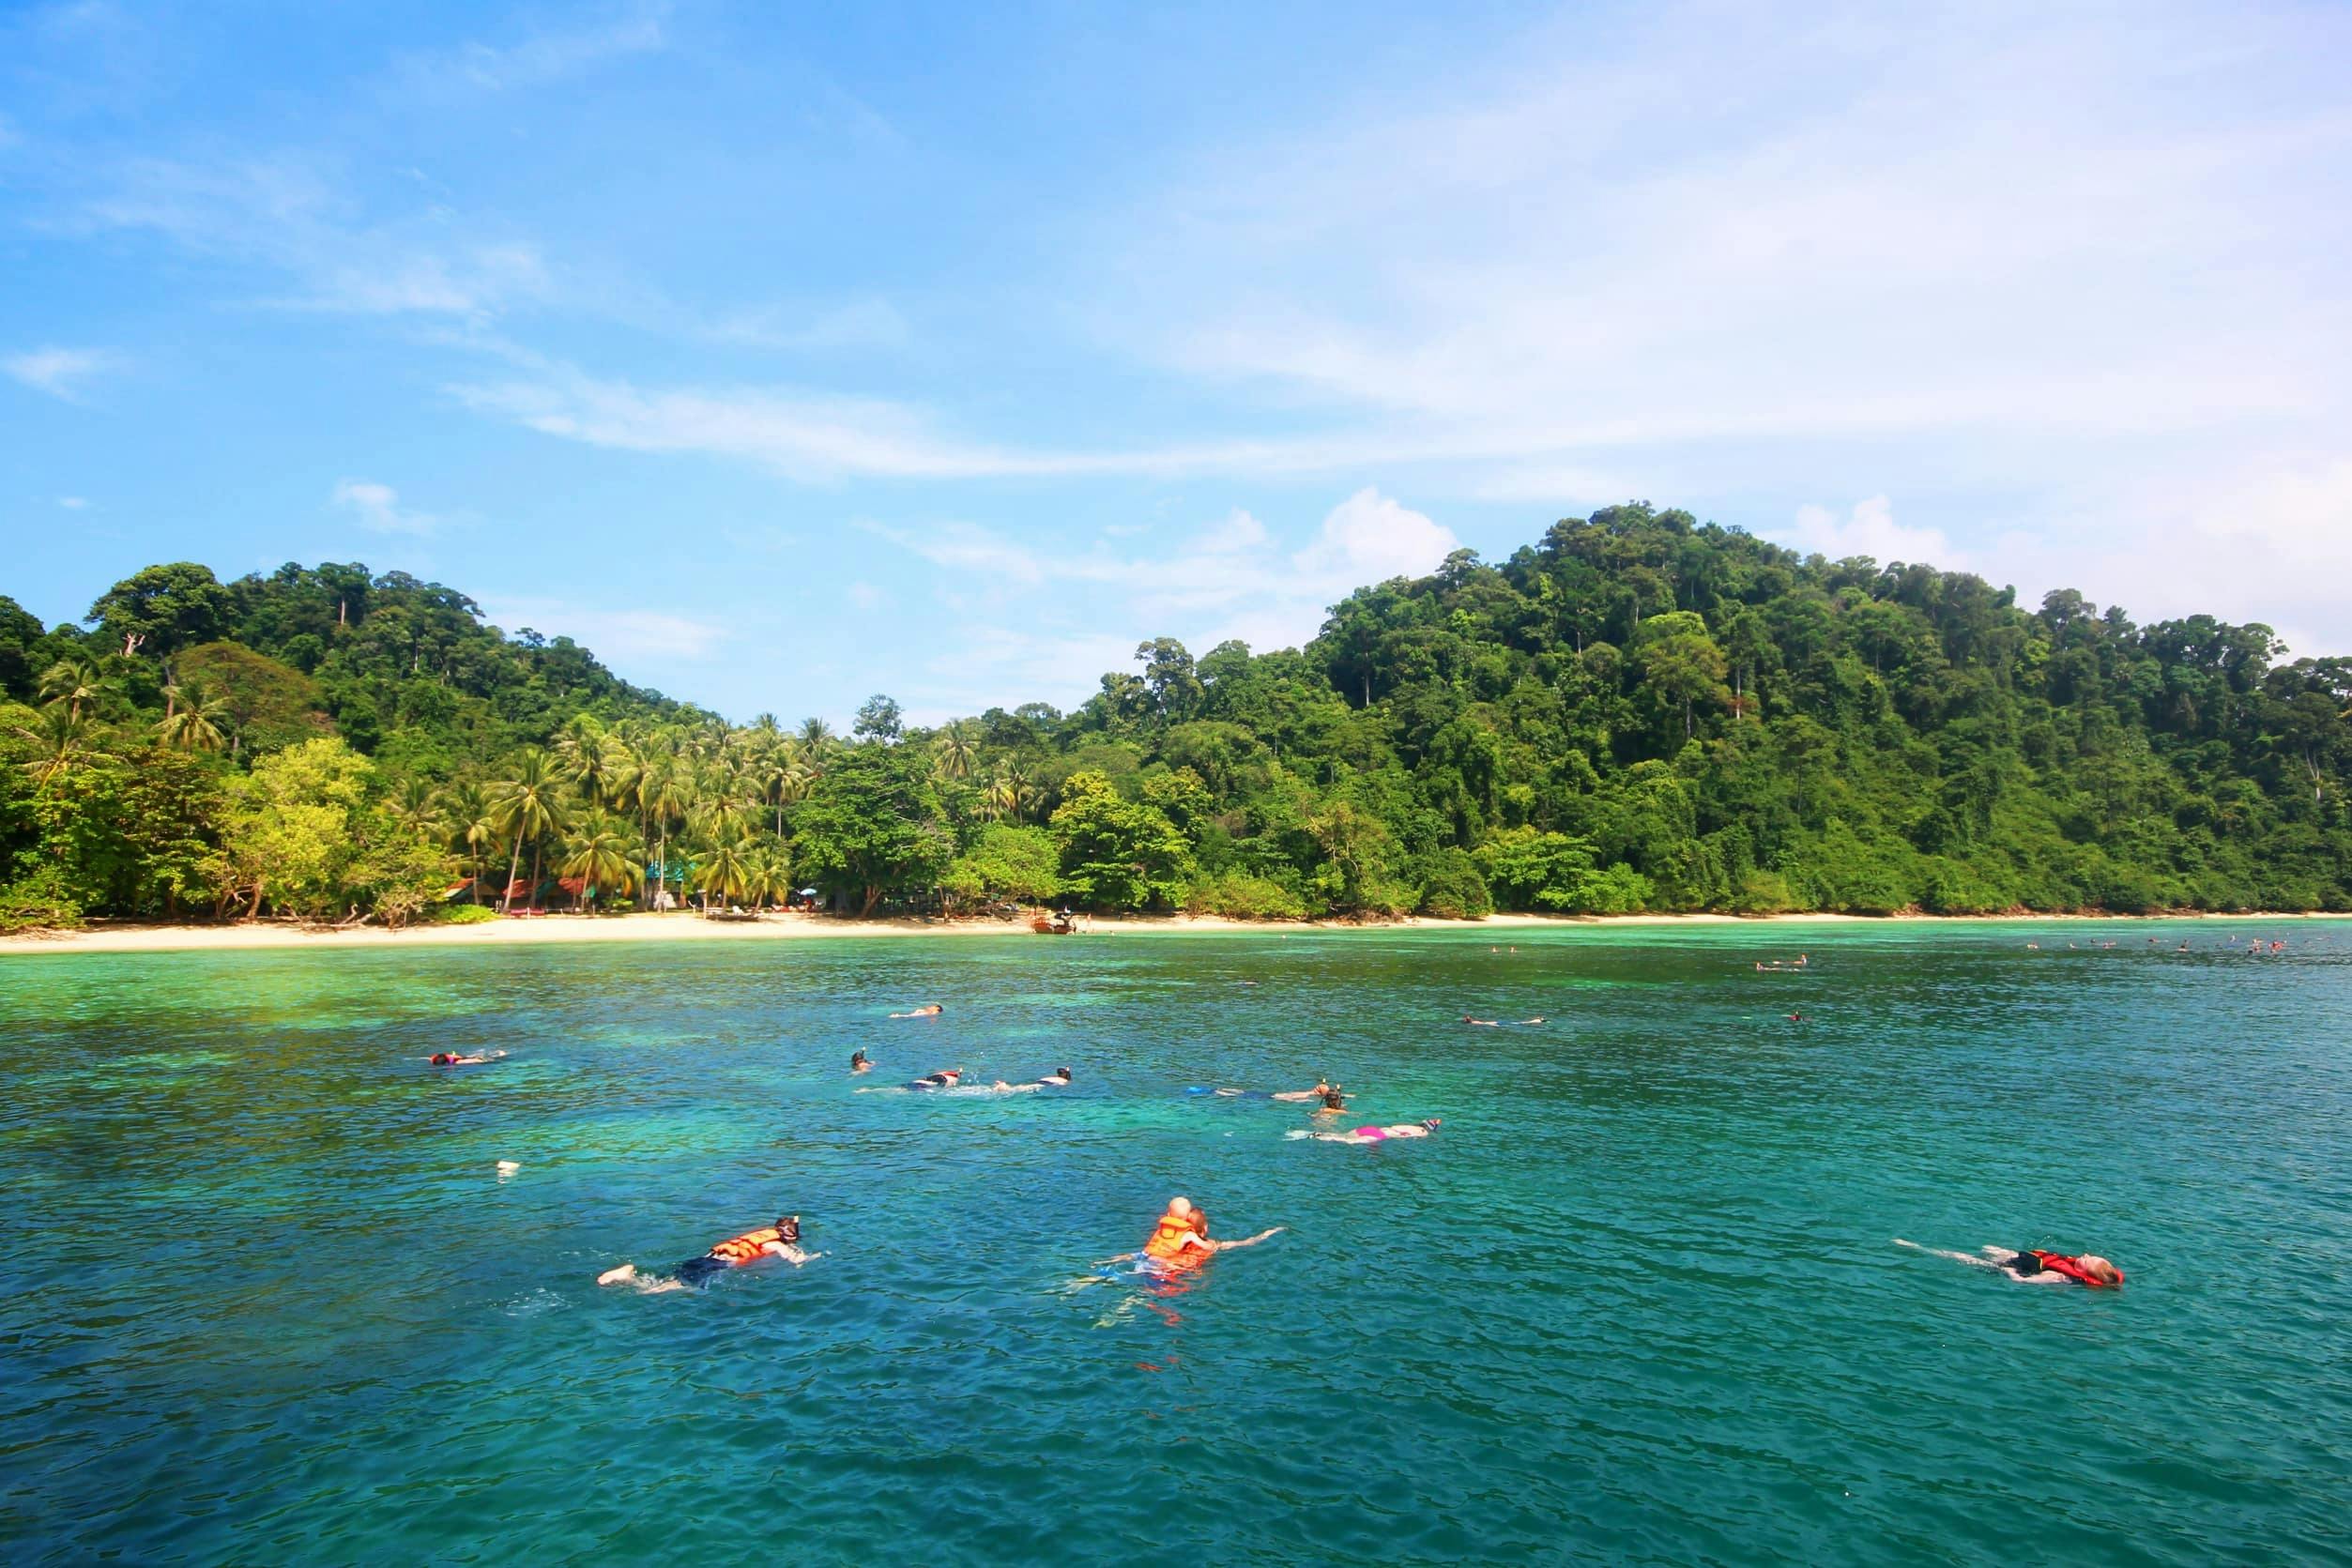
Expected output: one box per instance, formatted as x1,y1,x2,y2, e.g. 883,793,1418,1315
385,775,442,842
39,657,105,721
797,716,834,753
641,754,691,908
560,816,644,911
934,719,976,781
556,717,614,807
988,764,1036,823
695,831,751,907
489,749,571,913
154,686,230,753
12,707,115,784
742,840,791,910
440,781,498,904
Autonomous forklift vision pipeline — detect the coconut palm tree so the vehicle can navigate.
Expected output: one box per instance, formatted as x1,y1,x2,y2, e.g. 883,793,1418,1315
439,781,498,905
987,764,1036,823
694,830,752,907
12,707,115,784
154,685,230,753
640,754,691,908
489,749,571,913
556,717,615,807
797,716,834,753
38,657,105,721
560,816,643,910
934,719,976,781
385,775,442,842
742,840,792,910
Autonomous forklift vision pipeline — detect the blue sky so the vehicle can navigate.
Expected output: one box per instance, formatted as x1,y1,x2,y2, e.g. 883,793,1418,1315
4,0,2347,723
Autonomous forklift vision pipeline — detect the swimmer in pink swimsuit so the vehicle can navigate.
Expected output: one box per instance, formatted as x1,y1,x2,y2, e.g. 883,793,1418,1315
1289,1119,1442,1146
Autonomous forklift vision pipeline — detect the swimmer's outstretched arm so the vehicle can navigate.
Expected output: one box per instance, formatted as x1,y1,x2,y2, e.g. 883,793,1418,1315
1210,1227,1284,1251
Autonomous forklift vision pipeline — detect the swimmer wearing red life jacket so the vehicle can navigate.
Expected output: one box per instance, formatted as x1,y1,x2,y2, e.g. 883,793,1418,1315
598,1214,820,1293
1895,1240,2122,1287
428,1050,506,1066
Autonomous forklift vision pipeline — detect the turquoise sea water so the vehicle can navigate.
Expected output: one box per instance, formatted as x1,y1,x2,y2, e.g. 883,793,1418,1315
4,922,2349,1564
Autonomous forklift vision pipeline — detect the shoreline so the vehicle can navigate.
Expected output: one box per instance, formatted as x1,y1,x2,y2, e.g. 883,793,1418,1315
2,906,2344,958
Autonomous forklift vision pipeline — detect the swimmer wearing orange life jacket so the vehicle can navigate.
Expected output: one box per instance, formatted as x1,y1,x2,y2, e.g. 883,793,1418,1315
598,1214,820,1293
1122,1196,1281,1272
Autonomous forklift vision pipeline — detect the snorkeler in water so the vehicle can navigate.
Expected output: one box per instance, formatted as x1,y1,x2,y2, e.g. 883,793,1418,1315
908,1068,961,1089
1289,1119,1442,1146
1893,1240,2123,1287
1107,1196,1283,1273
598,1214,820,1293
889,1003,945,1019
990,1067,1074,1092
850,1049,872,1073
428,1050,506,1066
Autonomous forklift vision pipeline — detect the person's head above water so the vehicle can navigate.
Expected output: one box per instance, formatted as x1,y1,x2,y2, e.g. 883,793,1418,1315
775,1214,802,1243
2075,1255,2123,1285
1053,1066,1073,1081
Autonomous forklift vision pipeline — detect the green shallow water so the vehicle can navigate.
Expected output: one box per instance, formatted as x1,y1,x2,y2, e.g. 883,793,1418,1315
4,922,2349,1564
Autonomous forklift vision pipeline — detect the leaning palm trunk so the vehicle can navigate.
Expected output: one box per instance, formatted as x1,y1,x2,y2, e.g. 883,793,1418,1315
503,836,525,913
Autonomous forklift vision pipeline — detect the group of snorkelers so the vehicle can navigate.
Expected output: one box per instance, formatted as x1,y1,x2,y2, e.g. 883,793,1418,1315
851,1054,1074,1093
588,992,2119,1300
602,1194,1289,1294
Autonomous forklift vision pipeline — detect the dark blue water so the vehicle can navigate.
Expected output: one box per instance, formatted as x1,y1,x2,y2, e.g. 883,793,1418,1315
3,922,2348,1564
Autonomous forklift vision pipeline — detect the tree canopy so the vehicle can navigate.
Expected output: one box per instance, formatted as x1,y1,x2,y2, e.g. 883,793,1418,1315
4,505,2348,932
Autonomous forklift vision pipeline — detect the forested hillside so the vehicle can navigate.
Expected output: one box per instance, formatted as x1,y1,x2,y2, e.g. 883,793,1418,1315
4,505,2347,930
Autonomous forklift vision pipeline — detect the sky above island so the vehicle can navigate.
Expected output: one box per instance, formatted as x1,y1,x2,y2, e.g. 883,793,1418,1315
4,0,2347,722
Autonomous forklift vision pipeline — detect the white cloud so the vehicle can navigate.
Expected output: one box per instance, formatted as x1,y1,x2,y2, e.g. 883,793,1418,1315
330,479,440,536
1993,459,2352,658
874,488,1459,715
846,582,885,611
1294,486,1459,589
56,495,89,510
5,346,116,401
476,596,728,662
1777,495,1964,569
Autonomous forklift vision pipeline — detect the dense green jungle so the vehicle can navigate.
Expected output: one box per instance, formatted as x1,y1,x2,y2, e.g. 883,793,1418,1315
4,504,2347,931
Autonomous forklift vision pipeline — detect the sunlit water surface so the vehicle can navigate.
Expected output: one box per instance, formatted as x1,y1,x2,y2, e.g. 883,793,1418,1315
4,922,2349,1564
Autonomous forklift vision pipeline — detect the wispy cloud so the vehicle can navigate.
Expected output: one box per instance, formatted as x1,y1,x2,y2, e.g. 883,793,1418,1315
56,495,90,510
5,345,118,401
876,487,1460,712
330,479,440,537
475,595,728,664
80,158,556,318
389,2,670,95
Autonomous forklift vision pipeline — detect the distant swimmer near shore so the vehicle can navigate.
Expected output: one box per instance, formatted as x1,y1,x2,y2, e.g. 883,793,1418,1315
1268,1079,1333,1102
850,1049,872,1074
599,1214,820,1293
988,1067,1074,1092
889,1003,944,1019
856,1068,963,1093
1894,1240,2123,1287
1289,1119,1442,1146
429,1050,506,1066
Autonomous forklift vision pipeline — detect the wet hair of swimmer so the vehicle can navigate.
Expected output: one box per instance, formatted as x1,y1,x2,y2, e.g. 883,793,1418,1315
1054,1066,1073,1079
